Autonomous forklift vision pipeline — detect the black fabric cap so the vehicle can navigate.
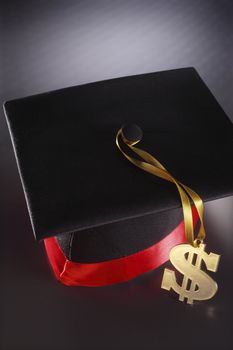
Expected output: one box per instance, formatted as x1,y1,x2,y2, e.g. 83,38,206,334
4,67,233,246
56,207,184,263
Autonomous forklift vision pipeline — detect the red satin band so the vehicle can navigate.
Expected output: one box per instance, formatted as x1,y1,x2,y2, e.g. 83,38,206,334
44,207,198,287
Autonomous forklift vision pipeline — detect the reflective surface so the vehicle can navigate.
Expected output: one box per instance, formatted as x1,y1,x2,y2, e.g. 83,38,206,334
1,1,233,349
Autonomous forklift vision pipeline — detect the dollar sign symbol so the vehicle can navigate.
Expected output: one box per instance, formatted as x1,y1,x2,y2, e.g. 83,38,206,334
161,244,220,304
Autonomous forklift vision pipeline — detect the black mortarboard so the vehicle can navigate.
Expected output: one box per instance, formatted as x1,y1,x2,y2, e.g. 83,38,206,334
4,68,233,283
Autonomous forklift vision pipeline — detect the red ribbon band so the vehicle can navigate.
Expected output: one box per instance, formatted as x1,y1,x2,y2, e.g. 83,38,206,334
44,207,198,287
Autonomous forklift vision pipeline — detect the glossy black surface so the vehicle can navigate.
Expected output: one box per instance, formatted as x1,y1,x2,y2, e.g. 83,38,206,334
1,1,233,350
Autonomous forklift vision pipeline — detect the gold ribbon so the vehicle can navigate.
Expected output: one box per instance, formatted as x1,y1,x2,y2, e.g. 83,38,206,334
116,128,206,247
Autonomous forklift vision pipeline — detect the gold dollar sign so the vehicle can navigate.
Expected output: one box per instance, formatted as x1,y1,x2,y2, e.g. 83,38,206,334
161,244,220,304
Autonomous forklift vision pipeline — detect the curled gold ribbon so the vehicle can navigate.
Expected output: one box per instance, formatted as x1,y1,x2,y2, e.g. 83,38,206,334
116,128,206,247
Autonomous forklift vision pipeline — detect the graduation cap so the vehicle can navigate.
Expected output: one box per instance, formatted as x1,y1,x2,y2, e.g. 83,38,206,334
4,68,233,286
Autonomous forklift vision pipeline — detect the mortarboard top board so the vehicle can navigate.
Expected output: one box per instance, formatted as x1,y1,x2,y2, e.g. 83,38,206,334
4,67,233,268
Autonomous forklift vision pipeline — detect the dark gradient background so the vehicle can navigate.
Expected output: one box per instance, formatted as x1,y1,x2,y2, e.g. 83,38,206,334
1,1,233,350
